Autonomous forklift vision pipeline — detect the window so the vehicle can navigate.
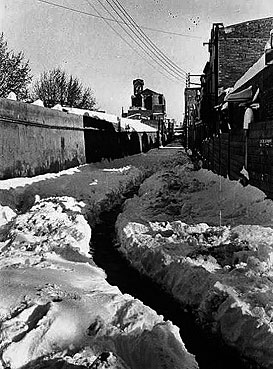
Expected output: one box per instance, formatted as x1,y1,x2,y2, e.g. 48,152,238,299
144,96,152,110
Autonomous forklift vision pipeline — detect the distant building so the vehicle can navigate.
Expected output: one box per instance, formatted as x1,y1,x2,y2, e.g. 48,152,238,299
184,88,201,124
183,87,201,148
122,79,166,129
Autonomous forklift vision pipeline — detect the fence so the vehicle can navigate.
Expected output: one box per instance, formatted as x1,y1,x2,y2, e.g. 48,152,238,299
188,121,273,198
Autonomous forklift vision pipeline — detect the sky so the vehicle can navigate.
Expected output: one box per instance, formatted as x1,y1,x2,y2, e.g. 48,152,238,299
1,0,273,123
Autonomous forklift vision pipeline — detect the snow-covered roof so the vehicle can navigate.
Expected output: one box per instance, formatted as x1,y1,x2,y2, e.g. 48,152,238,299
66,107,119,124
120,117,157,133
62,107,157,133
232,54,266,93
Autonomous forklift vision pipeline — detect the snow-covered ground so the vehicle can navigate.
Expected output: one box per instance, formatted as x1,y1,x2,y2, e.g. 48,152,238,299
0,148,198,369
116,162,273,369
5,143,273,368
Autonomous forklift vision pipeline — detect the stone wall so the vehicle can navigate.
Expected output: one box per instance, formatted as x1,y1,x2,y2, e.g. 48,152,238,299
218,17,273,89
0,98,86,179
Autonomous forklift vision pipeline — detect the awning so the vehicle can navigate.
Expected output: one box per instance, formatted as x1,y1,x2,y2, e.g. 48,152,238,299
224,85,253,103
232,54,265,92
221,102,228,110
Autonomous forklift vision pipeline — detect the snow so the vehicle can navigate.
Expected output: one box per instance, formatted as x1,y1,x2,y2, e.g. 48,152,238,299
0,195,197,369
67,106,119,124
103,166,131,173
52,103,63,110
0,147,198,369
116,160,273,368
89,179,98,185
119,118,157,133
231,54,265,94
0,204,16,226
7,92,17,101
0,166,82,190
31,99,44,106
65,107,157,133
6,143,273,368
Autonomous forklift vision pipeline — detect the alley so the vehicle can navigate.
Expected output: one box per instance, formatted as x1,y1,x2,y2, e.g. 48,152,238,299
1,143,273,368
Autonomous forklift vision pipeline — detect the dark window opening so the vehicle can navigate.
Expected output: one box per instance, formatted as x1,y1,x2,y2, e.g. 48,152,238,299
144,96,152,110
61,137,65,150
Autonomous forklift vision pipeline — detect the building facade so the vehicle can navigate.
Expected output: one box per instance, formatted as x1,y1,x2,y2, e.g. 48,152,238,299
200,17,273,134
122,79,166,130
218,17,273,89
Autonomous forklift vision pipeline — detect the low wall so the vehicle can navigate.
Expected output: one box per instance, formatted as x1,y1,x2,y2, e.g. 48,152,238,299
139,131,158,152
0,98,159,179
0,98,86,179
84,129,158,163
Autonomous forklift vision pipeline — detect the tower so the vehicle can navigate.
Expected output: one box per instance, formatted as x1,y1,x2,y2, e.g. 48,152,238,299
133,79,144,95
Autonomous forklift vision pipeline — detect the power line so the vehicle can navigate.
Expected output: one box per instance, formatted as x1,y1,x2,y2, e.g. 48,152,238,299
109,0,187,76
37,0,202,39
84,0,183,83
37,0,187,82
90,0,185,82
90,0,186,82
97,0,186,81
105,0,186,79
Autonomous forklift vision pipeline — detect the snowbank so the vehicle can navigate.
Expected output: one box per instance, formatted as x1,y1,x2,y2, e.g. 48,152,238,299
0,147,198,369
0,204,16,226
116,164,273,368
0,195,197,369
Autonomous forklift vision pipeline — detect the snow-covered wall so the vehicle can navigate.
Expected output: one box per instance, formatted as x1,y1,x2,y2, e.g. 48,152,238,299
0,98,86,179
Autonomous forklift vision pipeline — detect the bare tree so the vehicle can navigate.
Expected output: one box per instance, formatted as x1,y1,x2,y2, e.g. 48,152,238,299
32,67,96,109
0,33,32,100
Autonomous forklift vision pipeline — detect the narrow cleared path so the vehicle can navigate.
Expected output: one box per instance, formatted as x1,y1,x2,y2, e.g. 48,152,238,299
91,193,253,369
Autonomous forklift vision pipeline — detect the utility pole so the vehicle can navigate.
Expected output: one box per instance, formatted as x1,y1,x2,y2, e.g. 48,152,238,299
212,23,224,107
187,74,202,87
186,73,190,88
184,73,203,150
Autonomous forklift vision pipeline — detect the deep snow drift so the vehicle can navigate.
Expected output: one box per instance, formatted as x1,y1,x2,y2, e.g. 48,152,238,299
0,149,197,369
116,162,273,369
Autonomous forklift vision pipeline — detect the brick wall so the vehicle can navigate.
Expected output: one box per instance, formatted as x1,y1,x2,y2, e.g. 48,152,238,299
218,17,273,89
232,64,273,121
